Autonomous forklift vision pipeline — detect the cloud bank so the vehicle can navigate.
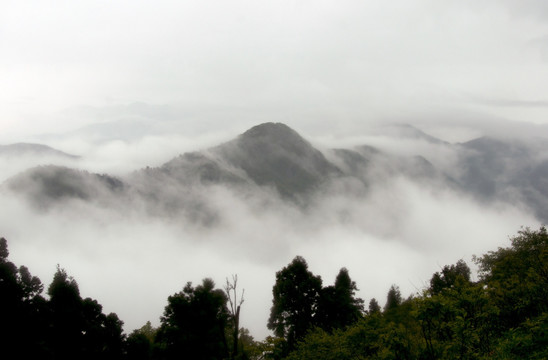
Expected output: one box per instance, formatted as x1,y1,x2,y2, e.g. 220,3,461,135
0,130,540,339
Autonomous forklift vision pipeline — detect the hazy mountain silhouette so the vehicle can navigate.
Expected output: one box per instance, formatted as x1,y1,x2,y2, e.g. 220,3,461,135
3,123,548,223
454,136,548,221
128,123,343,221
381,124,450,145
5,166,125,210
217,123,342,197
0,143,79,159
142,123,341,197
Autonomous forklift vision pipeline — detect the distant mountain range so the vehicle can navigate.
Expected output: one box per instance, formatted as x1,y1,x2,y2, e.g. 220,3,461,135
0,143,79,159
3,123,548,224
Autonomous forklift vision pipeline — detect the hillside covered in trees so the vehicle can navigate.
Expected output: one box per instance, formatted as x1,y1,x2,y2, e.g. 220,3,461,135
1,226,546,359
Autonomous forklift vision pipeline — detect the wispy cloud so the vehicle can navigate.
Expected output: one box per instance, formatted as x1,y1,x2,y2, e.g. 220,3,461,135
0,128,541,339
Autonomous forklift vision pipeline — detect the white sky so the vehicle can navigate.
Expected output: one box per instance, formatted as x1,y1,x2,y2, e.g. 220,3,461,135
1,0,548,141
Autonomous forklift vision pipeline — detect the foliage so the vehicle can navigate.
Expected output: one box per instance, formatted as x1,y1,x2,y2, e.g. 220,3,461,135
286,308,424,360
489,312,548,360
368,298,381,314
316,267,364,331
0,238,125,358
278,227,548,359
126,321,158,360
475,226,548,330
156,278,229,360
47,266,126,359
250,335,287,360
267,256,323,351
384,284,402,312
429,259,471,295
0,237,48,357
416,279,498,359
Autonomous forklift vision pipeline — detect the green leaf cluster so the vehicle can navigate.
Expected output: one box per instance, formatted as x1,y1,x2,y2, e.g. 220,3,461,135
279,226,548,359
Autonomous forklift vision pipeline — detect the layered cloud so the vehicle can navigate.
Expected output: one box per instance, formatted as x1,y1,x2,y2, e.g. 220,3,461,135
0,123,542,340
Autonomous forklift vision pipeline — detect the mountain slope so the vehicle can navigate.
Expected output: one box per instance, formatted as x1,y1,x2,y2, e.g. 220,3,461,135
455,136,548,221
128,123,344,220
141,123,342,198
215,123,342,198
5,165,125,209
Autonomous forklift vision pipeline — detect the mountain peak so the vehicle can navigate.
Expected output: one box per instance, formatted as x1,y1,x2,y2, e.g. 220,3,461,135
216,122,340,198
240,122,301,141
235,122,313,158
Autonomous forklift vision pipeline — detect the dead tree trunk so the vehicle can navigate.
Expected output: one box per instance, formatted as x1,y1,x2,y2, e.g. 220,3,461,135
225,275,245,360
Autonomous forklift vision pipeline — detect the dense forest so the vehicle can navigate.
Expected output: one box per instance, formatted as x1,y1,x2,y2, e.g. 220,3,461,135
1,226,546,359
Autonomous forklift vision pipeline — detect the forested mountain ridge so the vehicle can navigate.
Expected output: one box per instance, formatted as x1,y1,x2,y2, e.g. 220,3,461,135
154,122,339,196
3,122,548,223
5,165,125,210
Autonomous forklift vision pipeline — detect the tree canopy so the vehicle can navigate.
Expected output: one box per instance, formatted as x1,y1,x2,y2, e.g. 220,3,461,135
268,256,323,351
156,278,229,360
0,239,125,359
429,259,471,295
316,267,364,331
475,226,548,329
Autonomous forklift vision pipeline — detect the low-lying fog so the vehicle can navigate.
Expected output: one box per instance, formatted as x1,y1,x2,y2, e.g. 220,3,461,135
0,123,540,340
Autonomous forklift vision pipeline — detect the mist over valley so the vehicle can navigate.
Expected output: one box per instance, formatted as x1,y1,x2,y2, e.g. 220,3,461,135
0,121,543,339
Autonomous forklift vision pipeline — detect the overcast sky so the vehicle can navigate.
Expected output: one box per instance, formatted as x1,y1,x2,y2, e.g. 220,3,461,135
1,0,548,340
1,0,548,142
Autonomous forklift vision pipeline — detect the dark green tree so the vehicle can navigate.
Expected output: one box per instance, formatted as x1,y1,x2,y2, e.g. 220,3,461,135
384,284,402,312
368,298,381,314
475,226,548,329
429,259,471,295
317,267,363,330
102,312,125,360
285,302,423,360
1,239,123,358
489,313,548,359
333,268,364,322
47,266,86,358
156,278,229,360
81,297,105,357
80,297,125,360
0,237,23,353
0,238,48,357
417,279,497,359
46,265,124,359
126,321,157,360
268,256,323,351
